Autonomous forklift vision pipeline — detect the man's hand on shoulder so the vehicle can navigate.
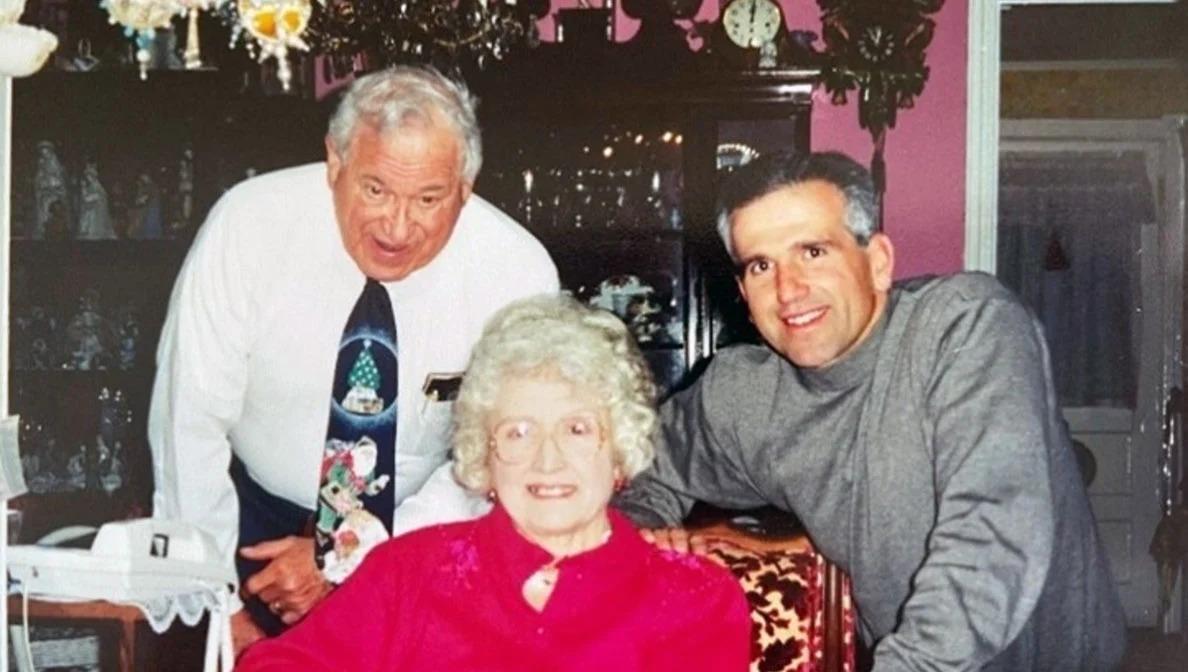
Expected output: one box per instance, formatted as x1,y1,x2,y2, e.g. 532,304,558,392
640,526,710,556
240,536,333,625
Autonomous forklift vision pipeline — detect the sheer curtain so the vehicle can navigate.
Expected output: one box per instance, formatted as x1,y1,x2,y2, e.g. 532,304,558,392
997,151,1156,408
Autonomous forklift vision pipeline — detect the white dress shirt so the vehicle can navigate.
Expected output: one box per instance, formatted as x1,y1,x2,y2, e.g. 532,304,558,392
149,163,557,602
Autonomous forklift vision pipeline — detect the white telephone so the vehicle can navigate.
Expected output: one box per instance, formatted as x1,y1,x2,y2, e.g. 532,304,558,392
7,518,237,672
7,518,235,603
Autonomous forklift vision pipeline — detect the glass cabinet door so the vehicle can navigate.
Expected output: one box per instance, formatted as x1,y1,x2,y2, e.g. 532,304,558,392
479,117,691,394
695,108,812,358
5,71,325,544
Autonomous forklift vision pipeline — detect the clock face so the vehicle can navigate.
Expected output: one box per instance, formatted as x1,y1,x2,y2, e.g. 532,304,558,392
722,0,782,49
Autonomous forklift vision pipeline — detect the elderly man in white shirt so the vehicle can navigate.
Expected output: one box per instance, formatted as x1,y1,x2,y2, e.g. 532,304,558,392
148,66,558,654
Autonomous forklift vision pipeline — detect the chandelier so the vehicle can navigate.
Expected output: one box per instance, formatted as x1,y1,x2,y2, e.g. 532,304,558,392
98,0,541,89
307,1,544,81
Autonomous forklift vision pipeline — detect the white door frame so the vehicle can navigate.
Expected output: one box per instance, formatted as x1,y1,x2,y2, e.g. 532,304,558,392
964,0,1179,272
1,74,13,672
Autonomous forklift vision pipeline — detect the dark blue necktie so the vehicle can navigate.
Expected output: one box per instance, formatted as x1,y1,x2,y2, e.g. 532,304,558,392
314,278,398,582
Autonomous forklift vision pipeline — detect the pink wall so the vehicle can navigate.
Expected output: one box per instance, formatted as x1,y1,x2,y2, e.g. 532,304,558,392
806,2,967,277
540,1,968,277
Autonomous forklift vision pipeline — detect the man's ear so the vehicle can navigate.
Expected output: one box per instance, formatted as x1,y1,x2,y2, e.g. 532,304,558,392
460,180,473,203
866,232,895,292
325,136,343,185
735,273,749,303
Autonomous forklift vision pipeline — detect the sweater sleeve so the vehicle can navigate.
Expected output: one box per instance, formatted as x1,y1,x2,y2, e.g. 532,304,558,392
873,291,1056,671
236,539,407,671
616,354,770,528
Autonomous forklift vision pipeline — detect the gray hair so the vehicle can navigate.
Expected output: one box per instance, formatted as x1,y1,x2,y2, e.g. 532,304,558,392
452,295,658,494
327,65,483,182
715,151,878,261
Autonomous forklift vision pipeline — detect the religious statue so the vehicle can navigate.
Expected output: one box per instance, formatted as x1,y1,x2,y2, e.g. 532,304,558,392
32,140,69,239
76,160,117,239
64,289,116,371
171,146,195,235
126,171,163,239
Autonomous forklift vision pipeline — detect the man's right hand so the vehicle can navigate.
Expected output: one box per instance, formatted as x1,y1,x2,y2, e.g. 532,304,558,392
640,526,709,555
230,609,266,657
239,536,331,624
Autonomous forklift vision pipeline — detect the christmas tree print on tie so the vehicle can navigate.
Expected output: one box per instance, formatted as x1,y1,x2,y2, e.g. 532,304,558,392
341,339,385,415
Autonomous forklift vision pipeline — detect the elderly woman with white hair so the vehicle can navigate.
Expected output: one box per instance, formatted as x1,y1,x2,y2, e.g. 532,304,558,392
239,295,750,670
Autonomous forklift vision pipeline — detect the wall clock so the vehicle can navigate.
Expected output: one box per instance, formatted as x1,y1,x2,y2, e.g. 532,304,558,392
714,0,785,69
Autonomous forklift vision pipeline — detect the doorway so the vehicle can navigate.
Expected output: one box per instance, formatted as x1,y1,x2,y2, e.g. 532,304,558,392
998,119,1185,628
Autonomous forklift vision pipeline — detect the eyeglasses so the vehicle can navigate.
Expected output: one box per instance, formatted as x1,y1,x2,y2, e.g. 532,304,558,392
490,414,605,465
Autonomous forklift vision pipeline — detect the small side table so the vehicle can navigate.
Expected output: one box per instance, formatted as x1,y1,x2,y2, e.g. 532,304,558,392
8,596,145,672
5,596,216,672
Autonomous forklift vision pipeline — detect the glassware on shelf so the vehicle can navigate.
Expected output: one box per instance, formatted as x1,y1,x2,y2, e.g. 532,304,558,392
484,123,684,233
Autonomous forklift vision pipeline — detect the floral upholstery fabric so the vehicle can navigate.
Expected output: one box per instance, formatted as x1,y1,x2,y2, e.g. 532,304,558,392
708,541,855,672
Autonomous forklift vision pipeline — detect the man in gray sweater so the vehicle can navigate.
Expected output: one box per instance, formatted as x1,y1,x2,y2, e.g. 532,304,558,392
617,152,1125,670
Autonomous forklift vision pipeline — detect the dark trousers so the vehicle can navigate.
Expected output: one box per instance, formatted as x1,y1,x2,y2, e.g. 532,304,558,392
229,457,314,636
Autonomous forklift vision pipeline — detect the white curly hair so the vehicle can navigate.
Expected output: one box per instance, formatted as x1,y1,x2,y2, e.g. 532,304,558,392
452,294,658,493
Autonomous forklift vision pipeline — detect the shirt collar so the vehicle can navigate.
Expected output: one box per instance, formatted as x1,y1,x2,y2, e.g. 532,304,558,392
794,292,896,393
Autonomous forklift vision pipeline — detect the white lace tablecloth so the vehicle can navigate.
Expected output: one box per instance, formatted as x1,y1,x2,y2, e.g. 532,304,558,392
9,583,234,672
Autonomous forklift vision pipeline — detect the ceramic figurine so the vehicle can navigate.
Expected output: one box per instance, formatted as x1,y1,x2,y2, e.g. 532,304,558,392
65,290,115,370
76,160,117,239
171,146,195,234
32,140,68,239
126,171,163,239
117,303,140,370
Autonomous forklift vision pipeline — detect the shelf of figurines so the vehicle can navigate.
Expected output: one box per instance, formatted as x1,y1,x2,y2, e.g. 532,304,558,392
11,135,203,250
6,382,150,538
9,288,157,376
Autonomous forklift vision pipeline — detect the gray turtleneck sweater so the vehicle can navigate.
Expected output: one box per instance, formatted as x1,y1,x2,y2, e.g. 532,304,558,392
617,273,1125,671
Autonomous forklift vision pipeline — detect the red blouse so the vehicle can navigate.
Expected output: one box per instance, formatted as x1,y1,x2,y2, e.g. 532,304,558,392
238,505,751,671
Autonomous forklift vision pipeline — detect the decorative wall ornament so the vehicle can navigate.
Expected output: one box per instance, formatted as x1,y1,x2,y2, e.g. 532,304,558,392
816,0,944,227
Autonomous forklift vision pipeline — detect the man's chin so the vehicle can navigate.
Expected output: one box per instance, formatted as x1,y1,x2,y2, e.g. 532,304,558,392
357,259,416,283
